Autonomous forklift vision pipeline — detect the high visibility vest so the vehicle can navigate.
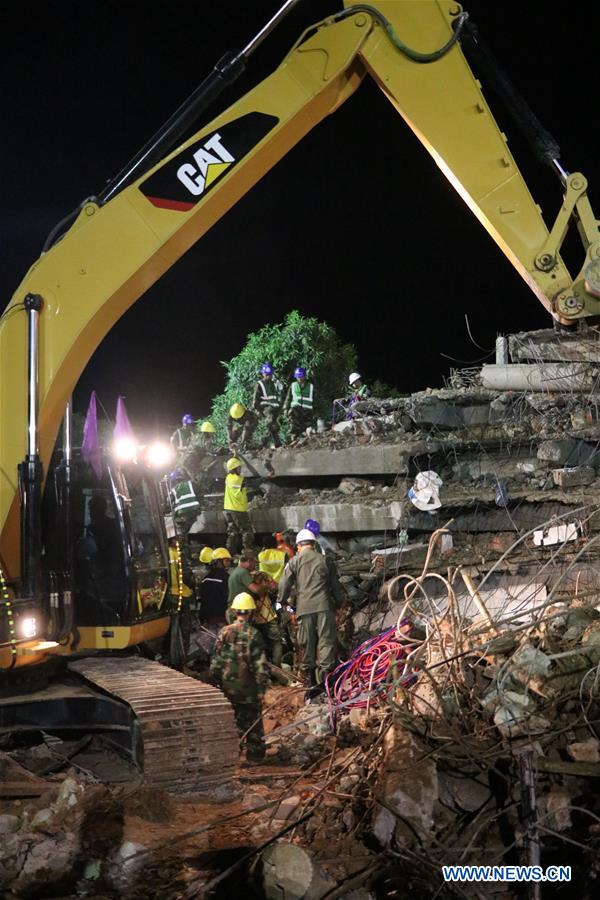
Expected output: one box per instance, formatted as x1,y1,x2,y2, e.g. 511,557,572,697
170,427,192,450
171,480,200,515
257,379,283,408
168,547,193,597
258,548,287,583
291,381,314,410
224,472,248,512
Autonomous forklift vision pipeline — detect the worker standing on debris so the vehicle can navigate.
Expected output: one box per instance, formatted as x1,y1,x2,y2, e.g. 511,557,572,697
278,528,343,698
252,362,283,448
210,592,270,764
283,367,314,441
223,457,255,553
200,547,232,634
171,413,196,452
227,403,258,451
169,469,201,539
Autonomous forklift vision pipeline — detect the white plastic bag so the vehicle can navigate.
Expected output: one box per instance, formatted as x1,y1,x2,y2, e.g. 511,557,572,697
408,470,443,512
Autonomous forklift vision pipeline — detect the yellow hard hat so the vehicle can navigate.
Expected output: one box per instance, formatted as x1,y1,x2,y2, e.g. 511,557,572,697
212,547,232,561
229,403,246,420
226,457,242,472
200,421,216,433
199,547,213,564
231,592,256,611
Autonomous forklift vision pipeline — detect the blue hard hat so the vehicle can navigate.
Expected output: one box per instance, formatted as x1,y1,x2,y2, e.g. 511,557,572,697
170,468,184,481
294,367,306,380
182,413,194,425
304,518,320,536
261,362,274,376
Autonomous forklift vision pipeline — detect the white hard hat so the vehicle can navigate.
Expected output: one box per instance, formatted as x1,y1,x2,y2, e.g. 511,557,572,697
296,528,317,544
349,372,362,385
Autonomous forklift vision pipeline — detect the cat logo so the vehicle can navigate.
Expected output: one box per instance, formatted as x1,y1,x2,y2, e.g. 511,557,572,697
176,132,234,197
140,112,278,212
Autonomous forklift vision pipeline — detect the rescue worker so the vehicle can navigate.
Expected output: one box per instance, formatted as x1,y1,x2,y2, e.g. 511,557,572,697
200,547,232,633
283,367,314,441
252,362,283,449
258,544,287,583
210,592,270,764
195,545,214,600
227,403,258,451
278,528,343,698
227,549,257,619
223,457,255,554
248,571,282,667
304,518,335,555
274,531,295,560
348,372,371,402
169,469,201,537
198,420,216,449
346,372,372,419
171,413,196,452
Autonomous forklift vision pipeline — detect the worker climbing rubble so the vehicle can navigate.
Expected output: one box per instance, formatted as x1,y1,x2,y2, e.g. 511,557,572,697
332,372,372,421
227,402,258,451
169,468,201,544
223,457,255,553
278,528,344,700
209,592,270,764
170,413,196,453
283,367,314,442
252,362,284,448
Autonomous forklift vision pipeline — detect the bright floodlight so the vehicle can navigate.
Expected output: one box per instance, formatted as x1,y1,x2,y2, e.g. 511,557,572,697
112,437,137,462
19,616,37,639
146,441,175,468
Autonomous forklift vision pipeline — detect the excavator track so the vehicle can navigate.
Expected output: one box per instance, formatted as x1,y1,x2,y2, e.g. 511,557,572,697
69,657,239,794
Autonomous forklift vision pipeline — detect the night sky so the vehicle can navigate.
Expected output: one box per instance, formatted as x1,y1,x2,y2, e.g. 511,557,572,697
2,1,597,439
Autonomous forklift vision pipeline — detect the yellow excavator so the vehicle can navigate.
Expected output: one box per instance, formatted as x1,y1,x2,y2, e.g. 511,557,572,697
1,0,599,791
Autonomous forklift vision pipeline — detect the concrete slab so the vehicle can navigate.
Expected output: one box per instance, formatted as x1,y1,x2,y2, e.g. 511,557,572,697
242,442,439,478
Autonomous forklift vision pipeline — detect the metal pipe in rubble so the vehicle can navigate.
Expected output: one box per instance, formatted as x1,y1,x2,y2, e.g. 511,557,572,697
18,294,44,600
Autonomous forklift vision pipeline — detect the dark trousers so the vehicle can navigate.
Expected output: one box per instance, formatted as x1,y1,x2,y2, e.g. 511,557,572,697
297,608,337,682
255,621,282,667
228,698,265,761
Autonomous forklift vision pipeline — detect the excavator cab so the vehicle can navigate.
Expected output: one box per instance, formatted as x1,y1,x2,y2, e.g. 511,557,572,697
40,452,171,633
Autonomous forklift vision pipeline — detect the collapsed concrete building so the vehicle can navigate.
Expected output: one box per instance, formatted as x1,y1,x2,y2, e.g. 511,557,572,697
2,328,600,898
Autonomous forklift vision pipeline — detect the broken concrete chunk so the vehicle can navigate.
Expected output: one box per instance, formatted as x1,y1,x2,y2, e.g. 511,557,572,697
0,814,20,835
537,439,580,464
552,466,595,488
567,738,600,763
532,523,579,547
338,477,370,495
262,842,335,900
544,788,572,831
273,795,302,821
509,643,552,677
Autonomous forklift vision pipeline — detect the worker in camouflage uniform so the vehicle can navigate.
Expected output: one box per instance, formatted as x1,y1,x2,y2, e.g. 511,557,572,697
227,403,258,451
210,592,270,763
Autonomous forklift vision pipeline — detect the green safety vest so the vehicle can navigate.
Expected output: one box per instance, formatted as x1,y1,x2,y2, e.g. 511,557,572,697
257,379,283,408
171,480,200,515
291,381,314,410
